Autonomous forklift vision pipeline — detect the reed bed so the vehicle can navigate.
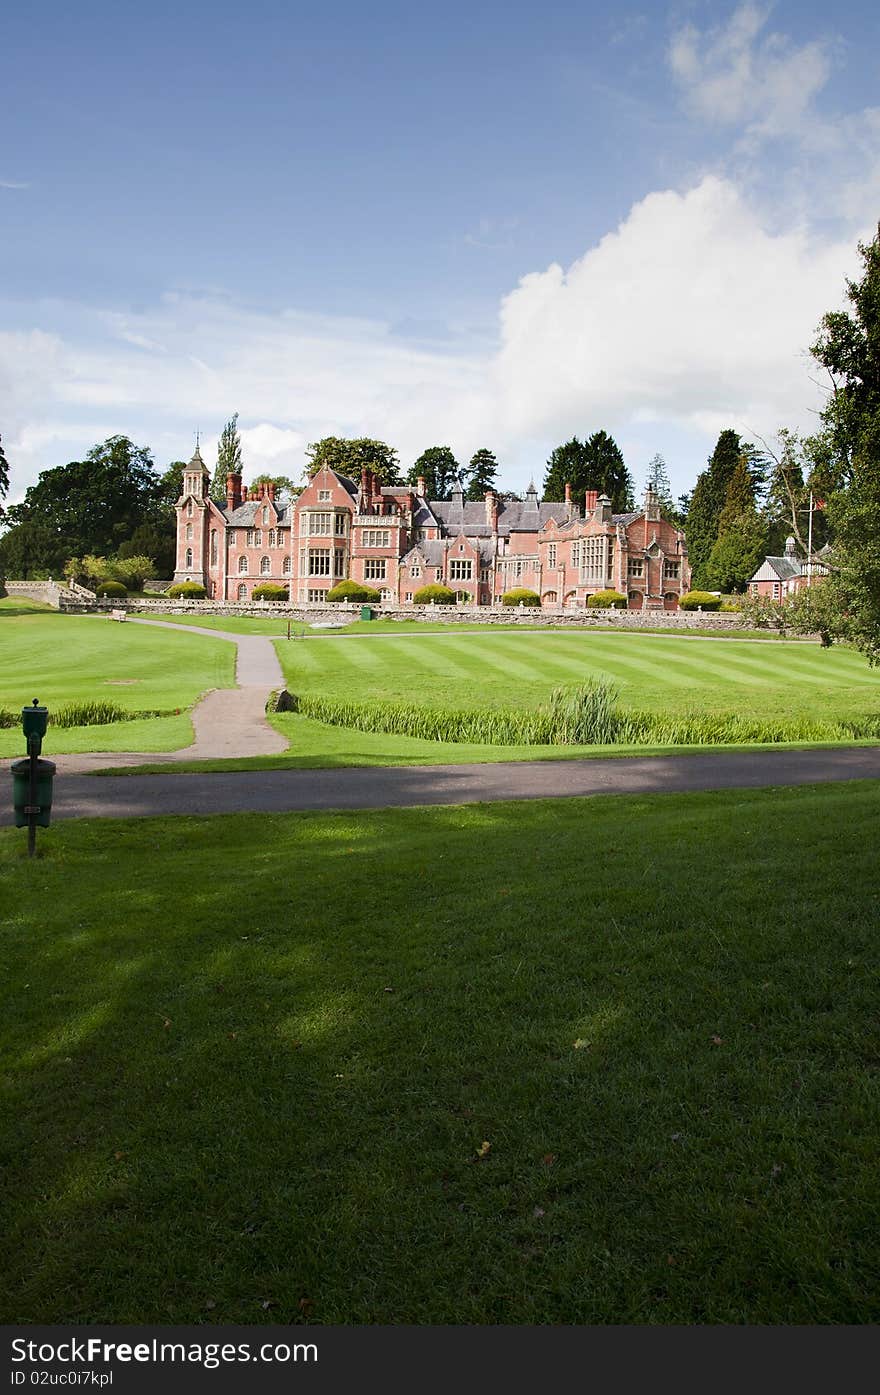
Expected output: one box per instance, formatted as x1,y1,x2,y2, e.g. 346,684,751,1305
289,682,880,749
51,700,173,728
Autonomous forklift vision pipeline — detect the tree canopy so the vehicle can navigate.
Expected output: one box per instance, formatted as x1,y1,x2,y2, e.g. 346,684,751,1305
0,433,9,514
807,223,880,660
406,446,461,501
212,415,242,500
305,437,402,486
543,432,634,512
703,457,767,593
685,429,759,588
0,436,175,578
464,448,499,502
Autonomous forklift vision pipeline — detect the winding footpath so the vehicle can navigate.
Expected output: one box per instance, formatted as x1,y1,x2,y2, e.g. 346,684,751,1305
9,618,880,823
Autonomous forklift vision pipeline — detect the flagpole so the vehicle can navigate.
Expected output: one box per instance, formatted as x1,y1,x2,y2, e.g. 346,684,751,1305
807,491,814,588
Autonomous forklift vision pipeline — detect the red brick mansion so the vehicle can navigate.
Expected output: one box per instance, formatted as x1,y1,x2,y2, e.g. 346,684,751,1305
174,446,691,609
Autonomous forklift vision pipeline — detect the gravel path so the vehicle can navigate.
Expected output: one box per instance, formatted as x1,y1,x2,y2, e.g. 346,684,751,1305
51,619,289,773
25,745,880,824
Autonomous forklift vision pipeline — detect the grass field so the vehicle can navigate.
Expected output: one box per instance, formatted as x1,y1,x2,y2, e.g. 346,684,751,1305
0,606,235,754
272,628,879,727
1,782,878,1324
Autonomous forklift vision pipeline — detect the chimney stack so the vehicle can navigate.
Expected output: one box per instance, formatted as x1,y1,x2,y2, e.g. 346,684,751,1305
564,482,571,505
584,489,598,513
417,475,426,497
268,481,276,502
485,490,498,532
242,484,249,502
226,473,242,511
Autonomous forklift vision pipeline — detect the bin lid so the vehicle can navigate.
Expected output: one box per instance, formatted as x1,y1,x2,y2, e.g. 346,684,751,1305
11,758,57,774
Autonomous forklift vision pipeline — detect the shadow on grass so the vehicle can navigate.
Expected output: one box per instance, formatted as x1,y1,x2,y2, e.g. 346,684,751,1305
1,787,879,1324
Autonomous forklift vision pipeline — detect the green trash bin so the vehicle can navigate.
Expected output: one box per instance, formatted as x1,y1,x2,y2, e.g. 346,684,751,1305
12,758,56,828
360,606,374,621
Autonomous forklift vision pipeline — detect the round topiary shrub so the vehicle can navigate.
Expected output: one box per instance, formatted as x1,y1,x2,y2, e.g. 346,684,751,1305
166,581,207,599
252,583,289,601
587,589,627,609
679,590,722,611
326,580,381,604
502,588,541,607
96,580,128,598
412,583,457,605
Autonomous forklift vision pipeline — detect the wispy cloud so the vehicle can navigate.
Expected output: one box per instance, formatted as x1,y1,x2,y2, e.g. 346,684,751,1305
0,179,29,190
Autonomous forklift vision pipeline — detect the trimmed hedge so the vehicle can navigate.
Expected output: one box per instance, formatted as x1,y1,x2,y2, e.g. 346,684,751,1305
679,591,722,612
166,582,207,599
502,588,541,607
96,580,128,598
587,589,626,609
412,584,457,605
326,580,381,604
252,584,289,601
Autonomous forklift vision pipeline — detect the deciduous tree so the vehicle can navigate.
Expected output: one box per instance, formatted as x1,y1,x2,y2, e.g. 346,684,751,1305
305,437,402,486
212,415,242,499
406,446,460,501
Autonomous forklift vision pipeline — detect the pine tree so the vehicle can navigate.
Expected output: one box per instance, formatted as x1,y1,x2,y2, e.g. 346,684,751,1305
704,456,767,592
685,429,748,587
464,448,499,501
406,446,460,501
542,431,633,511
644,453,677,519
543,438,587,500
212,414,242,499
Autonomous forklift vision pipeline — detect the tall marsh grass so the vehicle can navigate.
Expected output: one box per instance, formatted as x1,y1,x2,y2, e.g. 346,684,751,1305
288,682,880,749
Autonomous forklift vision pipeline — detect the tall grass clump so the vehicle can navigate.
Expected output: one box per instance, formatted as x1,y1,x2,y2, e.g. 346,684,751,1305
49,701,174,728
289,681,880,749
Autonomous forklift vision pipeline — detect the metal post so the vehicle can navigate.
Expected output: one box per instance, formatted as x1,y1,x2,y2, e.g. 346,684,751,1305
807,492,814,588
27,737,37,858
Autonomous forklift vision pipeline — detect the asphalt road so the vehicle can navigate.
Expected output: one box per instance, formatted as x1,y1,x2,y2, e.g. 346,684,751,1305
15,745,880,823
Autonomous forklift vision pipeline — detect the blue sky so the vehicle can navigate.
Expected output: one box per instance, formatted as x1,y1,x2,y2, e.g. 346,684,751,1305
2,0,879,501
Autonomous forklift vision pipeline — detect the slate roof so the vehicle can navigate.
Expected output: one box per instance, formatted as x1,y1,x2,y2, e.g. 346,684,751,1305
764,556,803,580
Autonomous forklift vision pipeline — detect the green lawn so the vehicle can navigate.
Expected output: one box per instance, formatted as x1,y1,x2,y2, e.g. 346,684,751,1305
1,782,878,1324
272,628,879,727
0,610,235,754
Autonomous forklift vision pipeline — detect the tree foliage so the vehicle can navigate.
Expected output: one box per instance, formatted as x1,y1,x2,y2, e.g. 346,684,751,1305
406,446,460,501
0,433,9,513
0,436,172,579
543,432,634,512
212,415,242,499
249,472,300,497
464,448,499,502
305,437,402,486
644,453,682,523
685,429,755,587
804,223,880,661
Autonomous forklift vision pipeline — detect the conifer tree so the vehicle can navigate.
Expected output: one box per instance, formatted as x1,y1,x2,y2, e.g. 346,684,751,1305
464,448,499,501
212,414,243,499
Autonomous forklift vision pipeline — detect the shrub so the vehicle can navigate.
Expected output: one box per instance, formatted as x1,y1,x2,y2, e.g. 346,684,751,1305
412,584,457,605
678,590,722,611
719,600,741,612
326,580,382,604
252,584,289,601
52,700,128,728
587,589,627,609
0,708,18,728
166,582,207,599
502,588,541,607
96,580,127,598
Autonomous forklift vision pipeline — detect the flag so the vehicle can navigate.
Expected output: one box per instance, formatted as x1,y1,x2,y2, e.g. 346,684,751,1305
814,498,826,510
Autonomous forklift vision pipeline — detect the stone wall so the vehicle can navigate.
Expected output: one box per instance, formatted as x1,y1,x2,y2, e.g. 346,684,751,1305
57,595,751,631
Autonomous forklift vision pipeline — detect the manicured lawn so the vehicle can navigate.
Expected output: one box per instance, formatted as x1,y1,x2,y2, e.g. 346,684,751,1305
0,611,235,754
272,628,879,727
1,783,878,1324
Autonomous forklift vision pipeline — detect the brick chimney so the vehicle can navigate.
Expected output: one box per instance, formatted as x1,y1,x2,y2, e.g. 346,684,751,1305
360,467,370,503
226,473,242,511
417,475,426,498
585,489,598,513
268,481,276,502
242,484,249,502
564,482,571,506
485,490,498,532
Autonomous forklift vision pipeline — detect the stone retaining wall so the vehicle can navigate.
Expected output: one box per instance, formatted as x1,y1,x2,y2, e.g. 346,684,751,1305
57,595,750,630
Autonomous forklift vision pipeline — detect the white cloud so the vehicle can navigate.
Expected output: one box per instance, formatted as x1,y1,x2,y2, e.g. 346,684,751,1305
0,175,864,508
0,180,29,190
493,175,861,446
669,2,834,138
